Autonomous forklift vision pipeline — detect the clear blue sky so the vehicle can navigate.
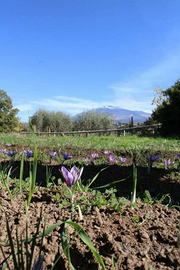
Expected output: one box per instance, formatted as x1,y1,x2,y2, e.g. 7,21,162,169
1,0,180,122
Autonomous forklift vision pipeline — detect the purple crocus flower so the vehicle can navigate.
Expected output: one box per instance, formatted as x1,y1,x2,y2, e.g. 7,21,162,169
49,151,58,158
147,154,159,163
104,150,110,154
6,151,15,157
177,154,180,159
32,255,43,270
25,150,34,158
91,153,98,159
109,154,116,163
61,166,84,188
85,157,92,162
119,156,128,163
63,152,72,160
147,155,159,174
65,142,69,145
0,149,7,154
164,159,174,167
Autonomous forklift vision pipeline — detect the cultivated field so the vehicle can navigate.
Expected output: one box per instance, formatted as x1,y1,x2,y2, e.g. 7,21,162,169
0,133,180,269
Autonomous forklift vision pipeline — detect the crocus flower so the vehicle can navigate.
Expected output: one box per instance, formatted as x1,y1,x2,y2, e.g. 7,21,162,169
6,151,15,157
32,255,43,270
49,151,58,158
25,150,34,158
164,159,174,168
61,166,84,188
147,154,159,163
85,157,92,162
109,154,116,163
0,149,7,154
91,153,98,159
177,154,180,159
147,155,159,174
119,156,128,163
63,152,72,160
65,142,69,145
104,150,110,154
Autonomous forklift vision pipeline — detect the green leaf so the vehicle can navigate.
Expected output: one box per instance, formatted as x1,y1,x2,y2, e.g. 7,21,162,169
93,175,131,190
64,220,106,270
87,167,109,188
61,223,76,270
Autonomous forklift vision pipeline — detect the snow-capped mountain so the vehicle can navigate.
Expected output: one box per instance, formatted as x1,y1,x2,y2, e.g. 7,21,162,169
76,106,151,123
96,106,151,123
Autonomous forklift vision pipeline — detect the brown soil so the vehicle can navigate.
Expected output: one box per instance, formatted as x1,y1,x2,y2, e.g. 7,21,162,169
0,144,180,269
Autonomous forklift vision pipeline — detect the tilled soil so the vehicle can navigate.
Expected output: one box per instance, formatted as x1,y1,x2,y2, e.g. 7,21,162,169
0,144,180,269
0,188,180,270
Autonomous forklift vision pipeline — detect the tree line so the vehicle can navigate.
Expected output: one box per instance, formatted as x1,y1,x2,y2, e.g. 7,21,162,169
30,109,115,132
1,79,180,135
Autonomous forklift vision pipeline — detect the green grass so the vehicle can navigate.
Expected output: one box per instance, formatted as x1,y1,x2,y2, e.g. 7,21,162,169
0,133,180,151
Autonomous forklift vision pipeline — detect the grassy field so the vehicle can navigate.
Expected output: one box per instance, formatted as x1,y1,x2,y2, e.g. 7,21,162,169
0,133,180,151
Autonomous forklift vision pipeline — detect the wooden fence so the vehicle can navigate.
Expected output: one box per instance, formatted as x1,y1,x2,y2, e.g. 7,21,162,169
20,124,161,137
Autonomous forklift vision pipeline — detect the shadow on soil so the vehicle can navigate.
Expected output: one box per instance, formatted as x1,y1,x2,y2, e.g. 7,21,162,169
1,160,180,207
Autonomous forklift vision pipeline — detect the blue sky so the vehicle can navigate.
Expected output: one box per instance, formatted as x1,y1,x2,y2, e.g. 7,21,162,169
1,0,180,122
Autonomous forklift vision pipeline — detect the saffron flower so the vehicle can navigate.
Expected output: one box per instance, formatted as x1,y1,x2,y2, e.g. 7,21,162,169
147,154,159,163
49,151,58,158
164,159,174,168
63,152,72,160
109,154,116,163
6,151,15,157
85,157,92,162
61,166,84,188
32,255,43,270
25,150,34,158
147,154,159,174
91,153,98,159
0,149,7,154
119,156,128,163
104,150,110,154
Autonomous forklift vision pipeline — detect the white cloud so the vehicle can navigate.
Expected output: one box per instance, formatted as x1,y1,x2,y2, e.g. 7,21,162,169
31,97,108,113
16,94,154,123
16,104,35,112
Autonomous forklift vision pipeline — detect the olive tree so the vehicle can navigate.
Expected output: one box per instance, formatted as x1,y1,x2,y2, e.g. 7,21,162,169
73,110,115,131
31,109,73,132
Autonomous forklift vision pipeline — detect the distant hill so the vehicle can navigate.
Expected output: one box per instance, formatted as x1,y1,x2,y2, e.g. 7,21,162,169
75,106,151,124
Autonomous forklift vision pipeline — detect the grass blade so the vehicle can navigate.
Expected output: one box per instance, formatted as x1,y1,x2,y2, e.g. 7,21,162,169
27,144,37,206
61,223,76,270
19,153,24,195
93,175,131,190
65,220,106,270
131,163,137,204
87,167,109,188
5,213,18,269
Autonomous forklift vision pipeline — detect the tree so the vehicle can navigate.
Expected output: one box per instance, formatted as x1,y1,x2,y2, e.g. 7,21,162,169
31,109,73,132
151,80,180,136
0,89,19,132
73,110,115,131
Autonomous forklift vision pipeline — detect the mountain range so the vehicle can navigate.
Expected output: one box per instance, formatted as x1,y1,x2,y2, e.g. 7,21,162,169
78,106,151,124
